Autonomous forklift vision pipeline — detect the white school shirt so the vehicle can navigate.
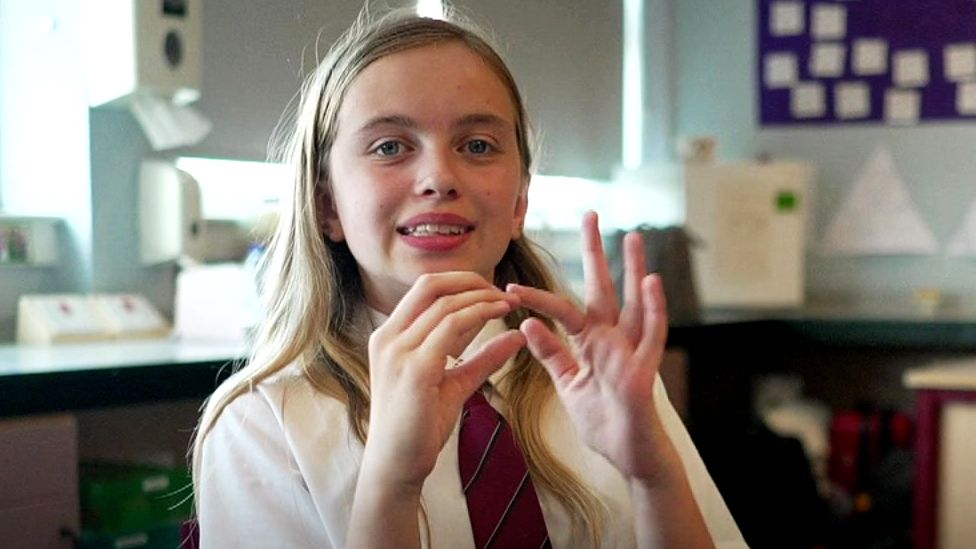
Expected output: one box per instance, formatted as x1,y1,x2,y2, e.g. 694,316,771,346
198,317,748,548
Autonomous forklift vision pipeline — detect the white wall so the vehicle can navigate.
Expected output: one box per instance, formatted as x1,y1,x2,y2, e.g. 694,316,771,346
0,0,94,339
450,0,623,179
0,0,627,341
185,0,409,161
674,0,976,303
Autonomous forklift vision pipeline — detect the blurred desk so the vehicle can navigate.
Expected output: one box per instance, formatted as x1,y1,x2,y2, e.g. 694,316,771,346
3,305,975,549
3,302,976,419
669,305,976,441
0,340,243,417
684,298,976,348
670,306,976,549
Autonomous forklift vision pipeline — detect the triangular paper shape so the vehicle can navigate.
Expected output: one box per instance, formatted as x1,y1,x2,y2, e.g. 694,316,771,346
947,197,976,256
820,146,938,255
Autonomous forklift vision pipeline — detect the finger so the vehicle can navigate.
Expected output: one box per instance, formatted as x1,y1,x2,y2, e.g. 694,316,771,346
634,274,669,365
401,287,519,348
520,317,585,389
420,299,517,364
445,329,526,398
506,283,586,336
619,231,647,341
384,271,495,332
580,211,618,321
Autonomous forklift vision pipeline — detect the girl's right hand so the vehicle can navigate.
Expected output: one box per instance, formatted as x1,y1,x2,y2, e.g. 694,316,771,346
361,271,526,494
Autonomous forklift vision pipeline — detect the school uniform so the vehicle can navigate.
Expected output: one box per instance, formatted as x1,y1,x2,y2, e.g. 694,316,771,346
198,315,748,548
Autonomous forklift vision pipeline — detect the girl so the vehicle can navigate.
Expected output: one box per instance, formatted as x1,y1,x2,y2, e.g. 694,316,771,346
192,8,747,549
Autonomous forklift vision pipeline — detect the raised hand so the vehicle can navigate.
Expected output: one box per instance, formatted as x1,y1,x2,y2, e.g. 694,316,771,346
361,271,526,492
507,211,670,482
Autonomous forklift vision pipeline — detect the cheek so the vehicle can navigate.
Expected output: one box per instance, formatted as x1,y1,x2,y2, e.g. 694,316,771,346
332,170,391,218
343,192,397,236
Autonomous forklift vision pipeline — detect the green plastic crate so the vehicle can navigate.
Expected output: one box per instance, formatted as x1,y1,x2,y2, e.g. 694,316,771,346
77,523,183,549
80,462,193,534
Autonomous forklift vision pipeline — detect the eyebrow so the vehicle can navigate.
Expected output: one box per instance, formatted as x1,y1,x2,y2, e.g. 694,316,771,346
454,113,513,132
356,115,419,135
354,112,513,136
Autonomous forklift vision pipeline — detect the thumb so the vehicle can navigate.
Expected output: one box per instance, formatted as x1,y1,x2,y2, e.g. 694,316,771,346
446,329,526,397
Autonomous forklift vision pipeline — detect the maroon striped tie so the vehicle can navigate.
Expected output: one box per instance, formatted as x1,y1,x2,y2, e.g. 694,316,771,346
458,390,551,549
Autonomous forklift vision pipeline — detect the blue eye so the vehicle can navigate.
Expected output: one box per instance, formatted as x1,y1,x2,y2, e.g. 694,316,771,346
376,141,402,156
466,140,491,154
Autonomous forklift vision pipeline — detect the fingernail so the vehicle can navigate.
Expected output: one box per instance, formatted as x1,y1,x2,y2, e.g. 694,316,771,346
494,299,513,310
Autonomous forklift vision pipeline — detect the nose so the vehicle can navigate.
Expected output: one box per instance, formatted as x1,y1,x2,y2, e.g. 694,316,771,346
416,148,460,199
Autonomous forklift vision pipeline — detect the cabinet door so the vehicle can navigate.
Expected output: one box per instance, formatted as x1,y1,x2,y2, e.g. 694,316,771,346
0,415,79,548
0,500,78,549
940,402,976,549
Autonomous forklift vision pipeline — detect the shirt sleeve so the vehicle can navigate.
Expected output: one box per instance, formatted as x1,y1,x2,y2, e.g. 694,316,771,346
197,388,334,548
655,377,751,549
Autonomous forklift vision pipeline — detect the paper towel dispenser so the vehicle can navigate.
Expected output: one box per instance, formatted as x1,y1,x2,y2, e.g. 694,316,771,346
81,0,203,107
139,159,207,265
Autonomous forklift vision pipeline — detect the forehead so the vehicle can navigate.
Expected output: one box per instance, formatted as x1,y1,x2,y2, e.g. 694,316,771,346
336,41,517,129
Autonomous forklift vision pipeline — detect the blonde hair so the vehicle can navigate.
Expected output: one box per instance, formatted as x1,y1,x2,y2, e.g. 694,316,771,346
192,7,604,546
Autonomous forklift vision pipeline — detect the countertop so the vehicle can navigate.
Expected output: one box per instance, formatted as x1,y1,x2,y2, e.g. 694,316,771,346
904,358,976,391
0,338,245,417
0,338,244,375
4,304,976,417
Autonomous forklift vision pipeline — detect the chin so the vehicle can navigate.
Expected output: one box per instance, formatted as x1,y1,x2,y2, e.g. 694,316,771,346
412,264,494,281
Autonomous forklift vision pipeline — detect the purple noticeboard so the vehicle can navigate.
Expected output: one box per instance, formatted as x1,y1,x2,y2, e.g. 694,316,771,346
758,0,976,125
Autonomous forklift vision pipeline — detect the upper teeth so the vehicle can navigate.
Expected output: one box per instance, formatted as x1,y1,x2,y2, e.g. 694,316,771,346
404,224,468,236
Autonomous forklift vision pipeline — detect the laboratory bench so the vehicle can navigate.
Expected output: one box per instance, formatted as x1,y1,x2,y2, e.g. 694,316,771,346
2,309,975,549
668,305,976,549
670,307,976,433
0,339,244,417
0,340,243,549
3,305,975,418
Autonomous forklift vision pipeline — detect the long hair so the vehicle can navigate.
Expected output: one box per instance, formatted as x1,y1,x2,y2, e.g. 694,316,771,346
192,7,604,545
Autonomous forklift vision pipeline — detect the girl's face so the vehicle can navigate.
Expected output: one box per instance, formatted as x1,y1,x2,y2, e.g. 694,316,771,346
324,41,528,314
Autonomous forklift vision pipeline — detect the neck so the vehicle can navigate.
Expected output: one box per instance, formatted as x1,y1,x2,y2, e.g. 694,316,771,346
359,275,410,317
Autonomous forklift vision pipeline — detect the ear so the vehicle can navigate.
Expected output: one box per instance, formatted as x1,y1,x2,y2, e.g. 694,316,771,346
511,179,529,240
316,182,345,242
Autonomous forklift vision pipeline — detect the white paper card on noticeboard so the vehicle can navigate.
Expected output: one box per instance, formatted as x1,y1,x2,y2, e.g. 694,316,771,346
792,82,826,118
853,39,888,75
765,53,799,88
835,81,871,119
771,1,805,36
811,4,846,40
893,50,930,87
957,82,976,114
885,89,920,125
945,43,976,82
810,42,846,77
821,147,937,256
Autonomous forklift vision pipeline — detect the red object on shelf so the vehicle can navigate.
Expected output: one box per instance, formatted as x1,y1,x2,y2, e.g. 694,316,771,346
828,409,913,496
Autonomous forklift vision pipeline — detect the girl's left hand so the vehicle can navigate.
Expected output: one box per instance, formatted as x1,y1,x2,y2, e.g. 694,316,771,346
507,211,669,483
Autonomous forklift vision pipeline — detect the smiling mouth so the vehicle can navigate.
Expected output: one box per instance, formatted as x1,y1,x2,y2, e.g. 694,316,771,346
397,223,473,236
